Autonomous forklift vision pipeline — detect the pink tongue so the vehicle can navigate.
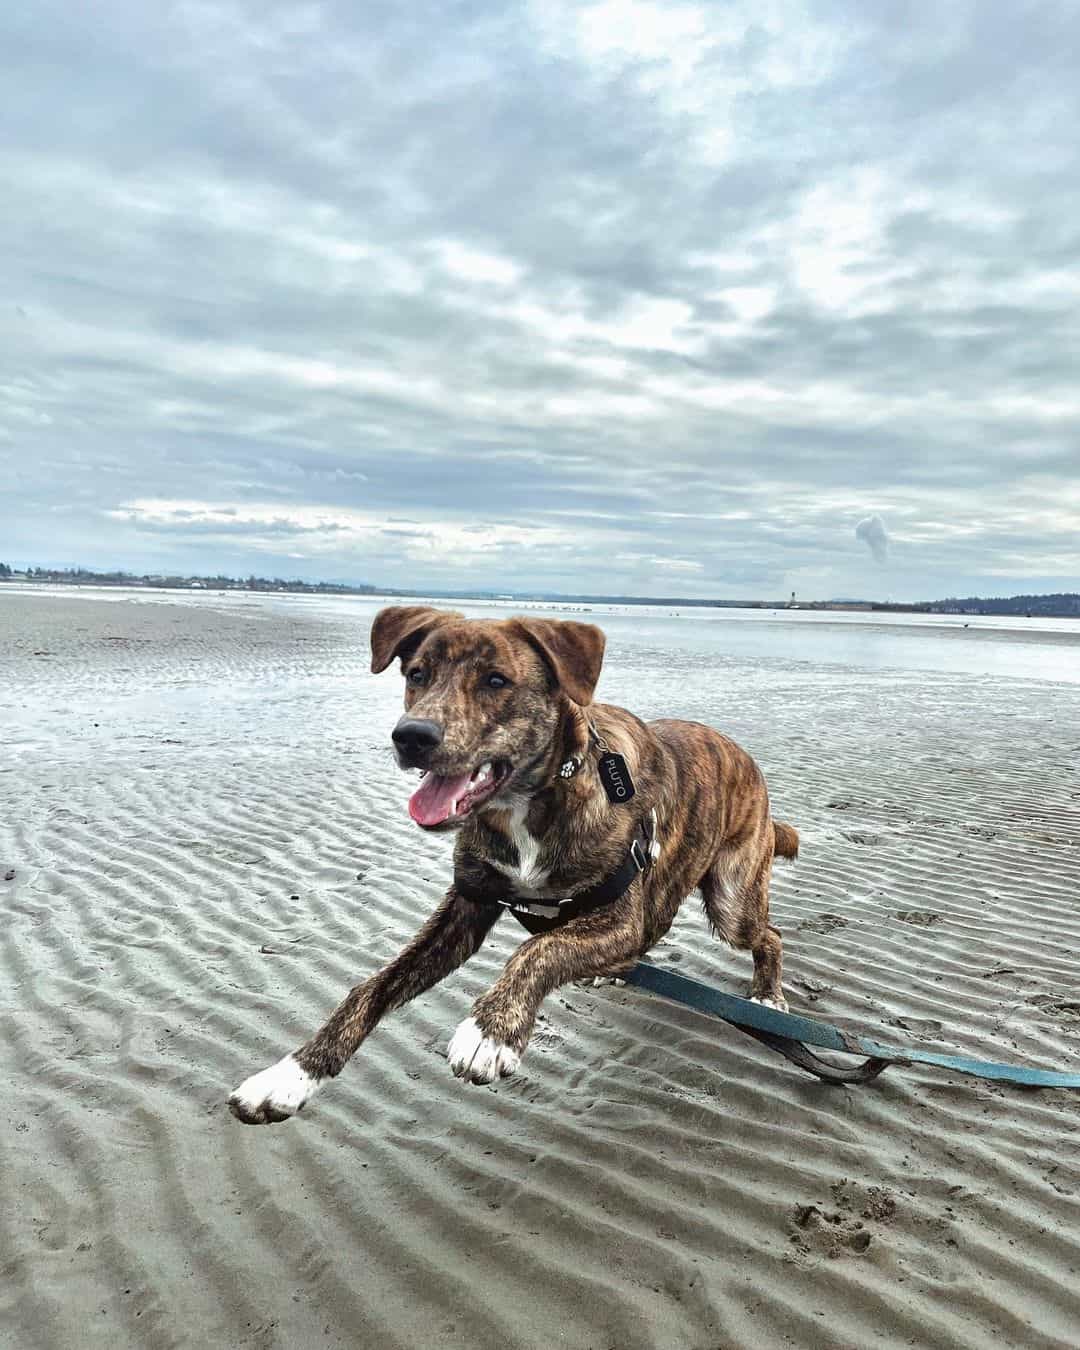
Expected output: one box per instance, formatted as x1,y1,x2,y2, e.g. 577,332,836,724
409,771,475,827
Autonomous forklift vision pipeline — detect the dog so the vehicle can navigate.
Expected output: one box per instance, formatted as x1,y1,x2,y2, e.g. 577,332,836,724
229,606,797,1124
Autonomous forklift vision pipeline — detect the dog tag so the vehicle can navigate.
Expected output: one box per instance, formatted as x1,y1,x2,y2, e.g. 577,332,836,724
598,751,636,804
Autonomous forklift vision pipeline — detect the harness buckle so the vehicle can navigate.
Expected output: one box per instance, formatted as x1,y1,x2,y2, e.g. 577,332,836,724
503,898,563,919
630,837,648,873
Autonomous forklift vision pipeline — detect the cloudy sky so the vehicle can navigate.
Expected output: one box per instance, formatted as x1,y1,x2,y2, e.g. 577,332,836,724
3,1,1079,600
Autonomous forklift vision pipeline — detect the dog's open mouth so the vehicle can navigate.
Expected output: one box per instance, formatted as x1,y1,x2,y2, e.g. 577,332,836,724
408,759,512,828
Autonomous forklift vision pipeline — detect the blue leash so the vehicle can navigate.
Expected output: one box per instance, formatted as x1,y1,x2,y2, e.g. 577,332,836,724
625,961,1080,1089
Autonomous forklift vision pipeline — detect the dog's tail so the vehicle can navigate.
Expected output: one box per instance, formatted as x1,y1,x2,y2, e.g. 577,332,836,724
772,821,799,859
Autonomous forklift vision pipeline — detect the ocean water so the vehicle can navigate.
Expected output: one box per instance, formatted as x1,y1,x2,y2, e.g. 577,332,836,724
8,583,1079,685
440,599,1080,686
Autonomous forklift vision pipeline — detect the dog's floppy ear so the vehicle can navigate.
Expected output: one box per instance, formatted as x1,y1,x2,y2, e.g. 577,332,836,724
370,606,459,674
511,618,606,706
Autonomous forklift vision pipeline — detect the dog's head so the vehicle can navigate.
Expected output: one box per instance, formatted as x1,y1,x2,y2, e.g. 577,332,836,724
371,606,605,830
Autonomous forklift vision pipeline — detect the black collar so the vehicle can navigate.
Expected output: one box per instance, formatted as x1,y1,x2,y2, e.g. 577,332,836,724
454,815,656,930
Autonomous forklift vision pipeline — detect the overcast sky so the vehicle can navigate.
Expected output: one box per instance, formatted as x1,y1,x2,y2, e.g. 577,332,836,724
3,1,1079,600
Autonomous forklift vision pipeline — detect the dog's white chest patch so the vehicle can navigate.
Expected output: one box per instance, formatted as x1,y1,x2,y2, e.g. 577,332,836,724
492,803,548,891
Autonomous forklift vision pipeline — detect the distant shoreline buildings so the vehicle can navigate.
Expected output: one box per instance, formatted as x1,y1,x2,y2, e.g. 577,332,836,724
0,564,375,597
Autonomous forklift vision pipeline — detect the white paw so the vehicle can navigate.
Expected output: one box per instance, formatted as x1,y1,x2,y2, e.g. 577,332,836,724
750,994,789,1014
229,1054,321,1124
447,1017,520,1085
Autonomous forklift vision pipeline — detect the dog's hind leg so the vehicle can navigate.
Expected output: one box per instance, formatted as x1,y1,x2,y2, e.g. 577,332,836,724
748,925,785,1011
699,851,787,1012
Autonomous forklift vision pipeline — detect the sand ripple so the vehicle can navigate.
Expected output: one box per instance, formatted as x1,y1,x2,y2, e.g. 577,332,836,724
2,590,1079,1348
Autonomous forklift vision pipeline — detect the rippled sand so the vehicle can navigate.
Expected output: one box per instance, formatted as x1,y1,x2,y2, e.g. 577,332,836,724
2,588,1079,1349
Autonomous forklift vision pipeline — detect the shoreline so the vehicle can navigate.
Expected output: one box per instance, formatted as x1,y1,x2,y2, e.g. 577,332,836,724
5,577,1080,628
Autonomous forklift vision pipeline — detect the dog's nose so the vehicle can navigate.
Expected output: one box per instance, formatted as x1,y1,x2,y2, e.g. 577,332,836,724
392,718,444,763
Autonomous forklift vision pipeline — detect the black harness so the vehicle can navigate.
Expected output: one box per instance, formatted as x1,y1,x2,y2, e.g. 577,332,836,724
454,813,657,930
454,722,657,930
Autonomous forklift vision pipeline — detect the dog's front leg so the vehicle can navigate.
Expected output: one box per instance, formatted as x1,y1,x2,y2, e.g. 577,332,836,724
447,901,644,1085
229,890,501,1124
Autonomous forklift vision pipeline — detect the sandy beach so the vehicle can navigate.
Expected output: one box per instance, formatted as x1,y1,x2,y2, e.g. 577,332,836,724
2,586,1079,1349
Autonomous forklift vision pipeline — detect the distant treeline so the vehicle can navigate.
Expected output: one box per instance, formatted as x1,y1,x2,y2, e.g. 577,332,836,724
0,565,376,595
924,592,1080,617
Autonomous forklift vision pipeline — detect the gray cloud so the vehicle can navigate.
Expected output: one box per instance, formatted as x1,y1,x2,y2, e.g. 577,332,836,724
855,515,889,566
2,2,1079,598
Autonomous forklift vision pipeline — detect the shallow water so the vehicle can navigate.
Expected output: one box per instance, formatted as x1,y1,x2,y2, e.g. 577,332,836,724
9,584,1078,684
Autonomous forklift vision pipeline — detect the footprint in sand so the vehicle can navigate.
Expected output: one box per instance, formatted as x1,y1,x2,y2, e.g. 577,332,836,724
798,913,849,934
788,1181,898,1262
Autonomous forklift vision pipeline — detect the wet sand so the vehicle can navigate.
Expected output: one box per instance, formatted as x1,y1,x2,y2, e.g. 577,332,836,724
2,587,1079,1349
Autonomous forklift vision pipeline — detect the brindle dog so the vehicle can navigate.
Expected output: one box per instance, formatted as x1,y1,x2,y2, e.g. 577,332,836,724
229,606,798,1124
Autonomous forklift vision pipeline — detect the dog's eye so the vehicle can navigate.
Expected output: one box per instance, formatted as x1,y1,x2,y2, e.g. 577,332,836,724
486,672,509,689
407,668,427,686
